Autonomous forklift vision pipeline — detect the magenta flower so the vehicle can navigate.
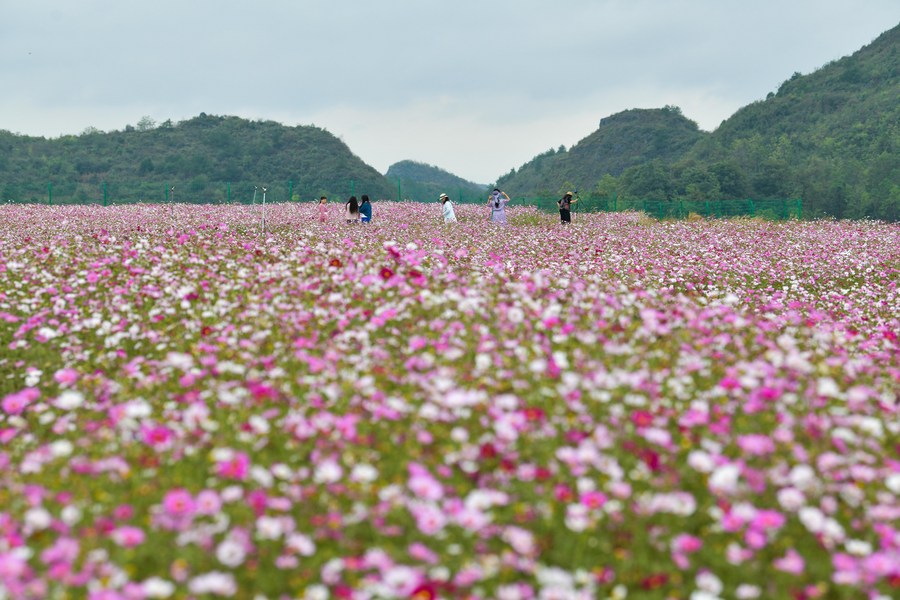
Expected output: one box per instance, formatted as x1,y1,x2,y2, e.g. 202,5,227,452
216,451,250,480
162,489,195,517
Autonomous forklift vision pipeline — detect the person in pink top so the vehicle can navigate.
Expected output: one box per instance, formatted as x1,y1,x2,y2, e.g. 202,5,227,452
317,196,328,223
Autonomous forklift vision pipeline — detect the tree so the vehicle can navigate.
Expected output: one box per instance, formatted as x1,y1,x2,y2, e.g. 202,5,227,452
137,116,157,132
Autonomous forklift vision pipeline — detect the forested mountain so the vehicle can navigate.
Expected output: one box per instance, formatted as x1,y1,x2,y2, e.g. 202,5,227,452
386,160,488,203
0,114,395,204
685,23,899,219
496,107,705,197
497,24,899,219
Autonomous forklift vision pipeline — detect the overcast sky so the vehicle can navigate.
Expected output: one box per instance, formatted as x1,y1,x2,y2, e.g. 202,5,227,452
1,1,897,184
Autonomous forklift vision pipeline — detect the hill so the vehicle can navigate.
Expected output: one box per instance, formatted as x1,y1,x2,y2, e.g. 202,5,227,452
0,114,395,204
496,107,706,196
385,160,488,203
494,24,899,219
684,23,899,219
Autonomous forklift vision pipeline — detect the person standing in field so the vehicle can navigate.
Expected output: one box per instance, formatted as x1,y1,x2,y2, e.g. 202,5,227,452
440,193,457,223
317,196,328,223
345,196,360,223
558,191,577,224
359,195,372,223
488,188,510,224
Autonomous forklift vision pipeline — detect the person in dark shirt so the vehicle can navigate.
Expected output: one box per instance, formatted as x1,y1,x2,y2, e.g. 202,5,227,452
359,195,372,223
558,191,577,223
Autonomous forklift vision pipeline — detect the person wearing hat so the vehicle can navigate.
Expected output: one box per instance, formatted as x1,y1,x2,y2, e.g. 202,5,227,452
558,191,577,224
440,193,457,223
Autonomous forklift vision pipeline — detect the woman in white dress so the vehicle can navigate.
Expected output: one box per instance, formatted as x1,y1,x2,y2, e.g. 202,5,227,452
440,193,457,223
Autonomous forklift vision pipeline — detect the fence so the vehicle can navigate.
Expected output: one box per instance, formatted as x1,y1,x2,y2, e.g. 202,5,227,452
513,197,803,220
1,181,802,220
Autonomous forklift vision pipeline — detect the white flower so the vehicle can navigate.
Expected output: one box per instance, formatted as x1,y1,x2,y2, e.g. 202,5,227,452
188,571,237,596
55,390,84,410
49,439,74,457
789,464,817,491
687,450,715,473
709,464,741,494
735,584,761,599
777,487,805,511
143,577,176,598
845,539,872,556
885,473,900,494
798,507,825,533
303,584,329,600
24,507,52,531
695,571,723,594
313,459,343,484
165,352,194,371
250,465,274,488
255,516,284,540
287,533,316,556
215,540,246,568
565,504,590,532
350,463,378,483
60,505,82,525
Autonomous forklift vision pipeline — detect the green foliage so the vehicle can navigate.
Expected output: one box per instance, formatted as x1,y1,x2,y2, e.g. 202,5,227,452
386,159,488,203
497,24,900,220
0,114,396,204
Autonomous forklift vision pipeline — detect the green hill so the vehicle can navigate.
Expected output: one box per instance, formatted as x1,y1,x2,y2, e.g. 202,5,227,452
685,23,899,219
386,160,488,203
0,114,395,204
496,107,706,196
495,23,899,219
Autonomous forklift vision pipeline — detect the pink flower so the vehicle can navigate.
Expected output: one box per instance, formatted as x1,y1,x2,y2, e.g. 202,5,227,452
110,526,146,548
408,542,439,564
162,489,195,517
672,534,703,554
1,388,38,415
773,548,805,575
579,490,608,510
53,368,79,386
750,509,785,531
141,424,174,449
216,452,250,480
737,434,776,456
195,489,223,515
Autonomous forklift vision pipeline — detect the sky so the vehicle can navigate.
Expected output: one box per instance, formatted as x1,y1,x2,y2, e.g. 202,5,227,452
1,1,898,184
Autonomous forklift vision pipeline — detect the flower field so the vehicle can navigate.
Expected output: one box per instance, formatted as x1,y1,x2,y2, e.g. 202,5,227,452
1,202,898,600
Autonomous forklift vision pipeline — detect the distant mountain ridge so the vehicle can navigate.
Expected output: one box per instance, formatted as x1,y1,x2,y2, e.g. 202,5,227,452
497,107,705,196
0,114,395,204
385,160,488,203
495,23,899,219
